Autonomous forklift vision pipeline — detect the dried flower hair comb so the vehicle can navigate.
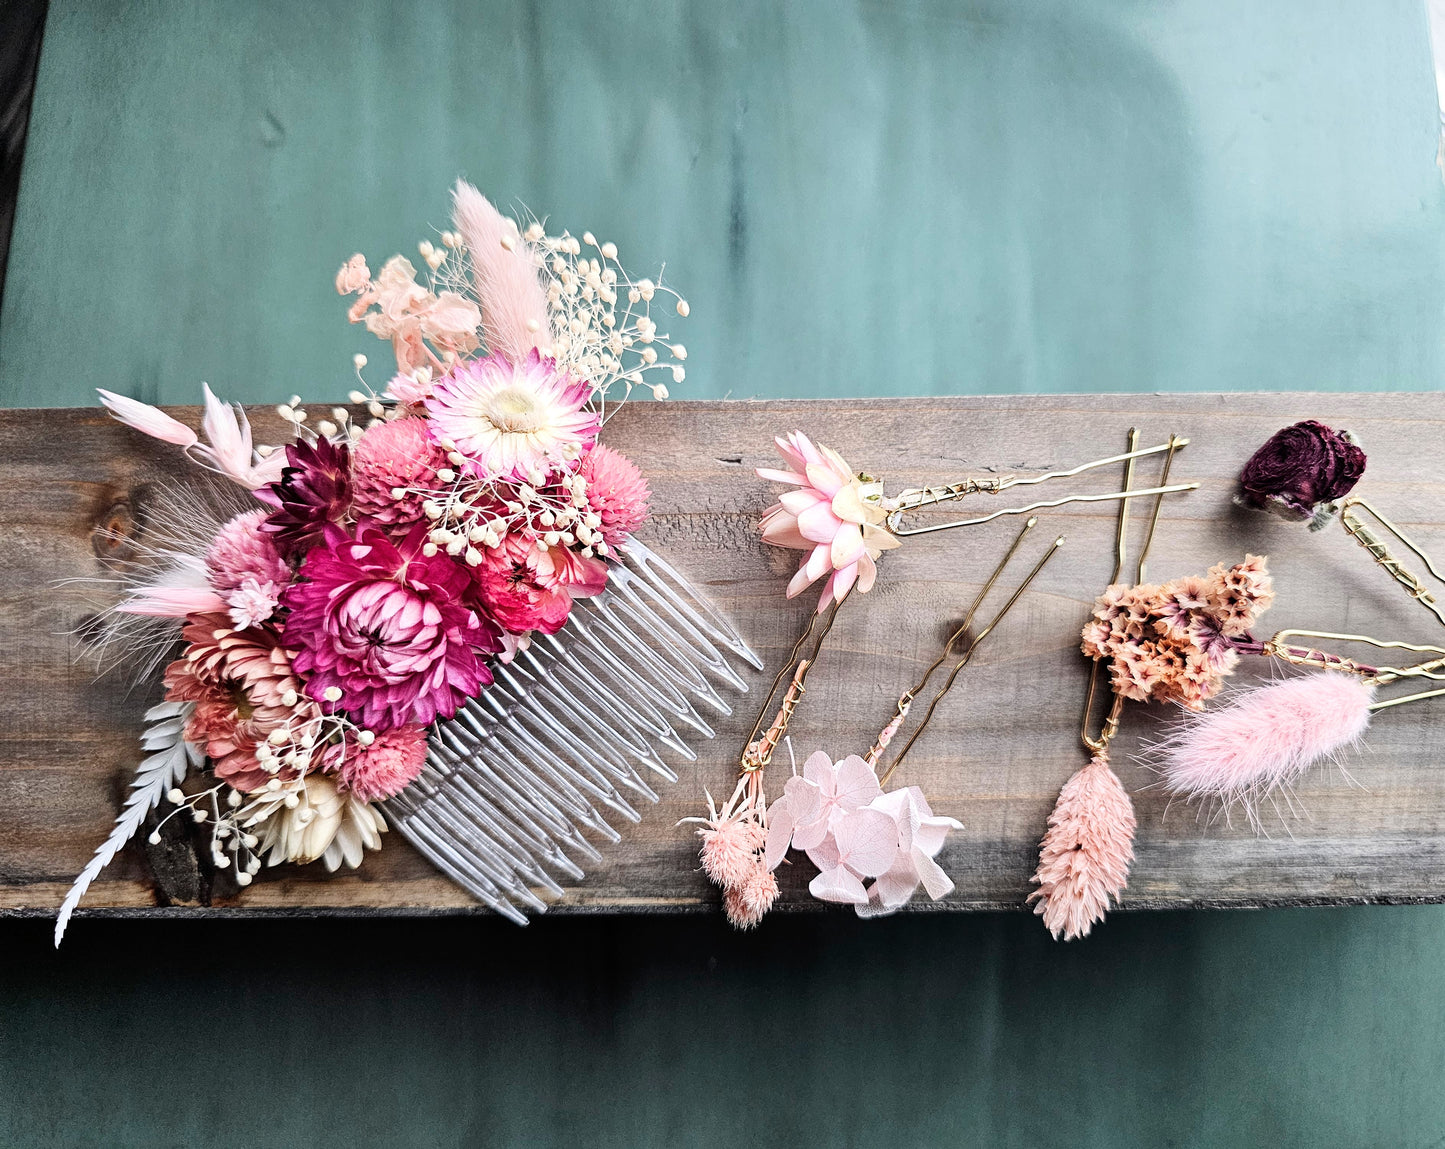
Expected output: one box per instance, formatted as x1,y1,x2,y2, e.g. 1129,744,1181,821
1154,422,1445,825
61,181,757,942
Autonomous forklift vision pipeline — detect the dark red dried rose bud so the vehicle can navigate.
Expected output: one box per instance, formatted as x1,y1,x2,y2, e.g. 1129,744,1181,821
1237,420,1366,525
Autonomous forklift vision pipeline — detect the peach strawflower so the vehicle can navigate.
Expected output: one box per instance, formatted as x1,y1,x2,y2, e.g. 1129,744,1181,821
757,431,901,612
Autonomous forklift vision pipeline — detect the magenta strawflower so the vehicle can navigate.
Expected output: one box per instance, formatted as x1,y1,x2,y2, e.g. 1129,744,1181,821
282,523,500,730
351,417,448,529
425,348,598,480
580,443,650,545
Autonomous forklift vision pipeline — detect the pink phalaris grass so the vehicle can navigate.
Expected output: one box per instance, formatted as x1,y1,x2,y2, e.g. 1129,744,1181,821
1028,754,1136,941
451,180,553,363
1153,671,1375,829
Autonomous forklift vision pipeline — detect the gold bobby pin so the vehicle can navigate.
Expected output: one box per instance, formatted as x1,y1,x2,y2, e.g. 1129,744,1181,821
1336,496,1445,628
873,519,1065,787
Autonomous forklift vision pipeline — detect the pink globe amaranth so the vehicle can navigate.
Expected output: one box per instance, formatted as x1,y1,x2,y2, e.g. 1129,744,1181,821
579,443,650,545
323,724,429,803
472,532,608,636
351,416,448,529
281,522,501,731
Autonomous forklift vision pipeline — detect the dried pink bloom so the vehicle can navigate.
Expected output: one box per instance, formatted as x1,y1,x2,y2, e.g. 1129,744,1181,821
472,533,607,636
257,436,353,555
335,253,371,295
1207,554,1275,638
163,613,315,792
757,432,901,612
324,724,429,803
351,417,448,528
282,523,500,731
724,863,779,930
1028,754,1136,941
206,509,290,628
579,443,650,545
426,349,599,481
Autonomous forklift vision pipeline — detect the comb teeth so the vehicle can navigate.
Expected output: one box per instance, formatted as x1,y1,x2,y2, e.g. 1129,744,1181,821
384,539,762,922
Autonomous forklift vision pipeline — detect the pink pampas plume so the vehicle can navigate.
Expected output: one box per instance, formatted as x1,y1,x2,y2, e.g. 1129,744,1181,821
1154,672,1374,827
1028,755,1136,941
451,181,552,363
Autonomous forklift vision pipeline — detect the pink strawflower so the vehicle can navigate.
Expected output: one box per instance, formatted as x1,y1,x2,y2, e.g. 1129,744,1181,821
1154,672,1374,829
1028,754,1136,941
351,417,448,528
757,432,901,612
162,613,315,793
324,724,429,803
579,443,650,545
282,523,500,731
206,509,291,628
472,533,607,636
426,349,599,481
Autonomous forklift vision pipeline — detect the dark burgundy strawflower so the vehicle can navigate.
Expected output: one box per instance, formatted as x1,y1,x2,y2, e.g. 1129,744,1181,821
258,436,354,554
1237,420,1366,527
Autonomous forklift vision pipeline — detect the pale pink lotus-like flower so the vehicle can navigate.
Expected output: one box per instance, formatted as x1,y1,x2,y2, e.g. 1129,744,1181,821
426,349,599,481
758,432,901,612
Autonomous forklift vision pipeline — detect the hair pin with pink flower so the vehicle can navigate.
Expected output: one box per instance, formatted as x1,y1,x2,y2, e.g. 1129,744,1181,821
61,182,758,943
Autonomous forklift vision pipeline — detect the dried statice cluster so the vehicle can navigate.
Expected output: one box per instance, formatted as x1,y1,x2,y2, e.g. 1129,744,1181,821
1080,556,1275,710
64,181,683,943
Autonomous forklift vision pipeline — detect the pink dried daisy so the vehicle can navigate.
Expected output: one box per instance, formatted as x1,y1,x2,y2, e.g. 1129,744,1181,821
425,348,599,481
324,724,428,803
579,443,650,545
351,417,448,528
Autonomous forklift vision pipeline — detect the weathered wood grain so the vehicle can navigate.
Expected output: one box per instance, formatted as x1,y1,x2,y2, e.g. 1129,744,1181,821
3,393,1445,921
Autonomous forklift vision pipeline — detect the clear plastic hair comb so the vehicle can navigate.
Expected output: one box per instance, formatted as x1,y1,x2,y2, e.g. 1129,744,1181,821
383,539,761,923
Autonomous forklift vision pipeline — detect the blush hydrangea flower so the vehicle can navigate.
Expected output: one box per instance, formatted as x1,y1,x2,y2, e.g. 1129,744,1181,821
350,417,448,529
425,349,599,480
282,523,500,731
579,443,650,545
323,724,428,803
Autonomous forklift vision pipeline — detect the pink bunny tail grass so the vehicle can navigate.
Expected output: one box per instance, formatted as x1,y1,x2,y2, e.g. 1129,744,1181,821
451,180,551,363
1028,755,1136,941
1153,672,1374,829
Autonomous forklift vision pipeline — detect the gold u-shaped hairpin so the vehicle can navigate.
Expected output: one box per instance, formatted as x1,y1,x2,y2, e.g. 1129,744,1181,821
1255,494,1445,711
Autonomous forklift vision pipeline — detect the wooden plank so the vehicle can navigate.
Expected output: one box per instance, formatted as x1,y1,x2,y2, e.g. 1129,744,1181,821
3,392,1445,920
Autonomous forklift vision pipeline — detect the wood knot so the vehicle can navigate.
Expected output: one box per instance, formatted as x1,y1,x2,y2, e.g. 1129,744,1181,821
92,497,140,562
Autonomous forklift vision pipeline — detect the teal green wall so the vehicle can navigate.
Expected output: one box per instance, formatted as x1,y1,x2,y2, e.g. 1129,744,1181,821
5,2,1445,1145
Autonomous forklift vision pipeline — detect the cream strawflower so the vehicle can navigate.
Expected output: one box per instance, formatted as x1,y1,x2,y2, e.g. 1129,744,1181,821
425,348,599,480
252,775,386,871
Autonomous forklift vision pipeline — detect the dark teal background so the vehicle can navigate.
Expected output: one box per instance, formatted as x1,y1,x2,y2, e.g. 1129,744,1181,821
4,2,1445,1145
